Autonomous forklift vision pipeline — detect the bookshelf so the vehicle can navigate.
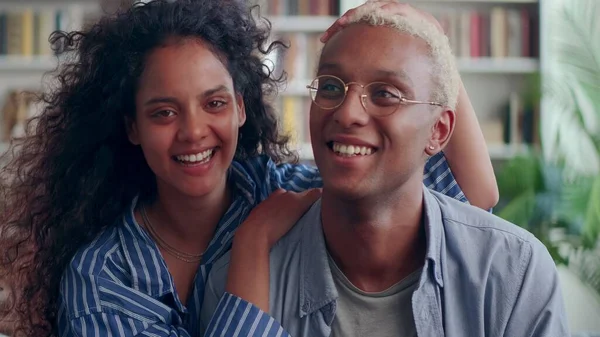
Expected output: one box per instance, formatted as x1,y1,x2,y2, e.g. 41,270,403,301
0,0,99,146
0,0,543,164
0,55,56,71
269,16,337,32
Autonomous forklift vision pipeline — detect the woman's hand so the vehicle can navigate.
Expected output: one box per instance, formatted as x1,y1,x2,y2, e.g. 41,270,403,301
225,188,321,312
321,1,444,43
237,188,322,247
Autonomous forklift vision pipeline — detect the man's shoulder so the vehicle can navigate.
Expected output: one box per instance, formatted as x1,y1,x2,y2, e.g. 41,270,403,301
207,200,317,292
430,190,554,288
210,199,313,275
432,190,537,245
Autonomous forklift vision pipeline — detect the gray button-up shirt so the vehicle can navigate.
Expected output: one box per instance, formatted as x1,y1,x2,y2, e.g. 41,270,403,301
202,186,569,337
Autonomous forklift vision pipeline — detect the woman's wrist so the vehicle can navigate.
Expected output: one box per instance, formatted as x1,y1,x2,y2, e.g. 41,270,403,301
235,221,273,250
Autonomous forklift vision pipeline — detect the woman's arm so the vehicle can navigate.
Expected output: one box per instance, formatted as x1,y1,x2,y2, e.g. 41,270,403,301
224,188,321,311
444,81,499,209
201,189,320,337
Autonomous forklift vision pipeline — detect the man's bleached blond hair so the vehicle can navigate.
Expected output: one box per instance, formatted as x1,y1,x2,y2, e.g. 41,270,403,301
345,1,460,110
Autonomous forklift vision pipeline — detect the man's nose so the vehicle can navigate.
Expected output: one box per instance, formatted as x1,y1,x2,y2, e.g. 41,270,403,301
332,87,370,128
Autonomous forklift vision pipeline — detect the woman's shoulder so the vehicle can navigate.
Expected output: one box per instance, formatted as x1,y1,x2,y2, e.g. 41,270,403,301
63,220,127,282
233,155,322,196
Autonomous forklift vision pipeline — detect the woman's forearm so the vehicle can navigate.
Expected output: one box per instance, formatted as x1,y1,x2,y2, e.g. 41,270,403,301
444,80,499,210
224,225,271,312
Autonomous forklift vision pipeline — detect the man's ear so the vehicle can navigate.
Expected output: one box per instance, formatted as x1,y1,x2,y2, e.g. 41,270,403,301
125,116,140,145
425,107,455,156
236,93,246,128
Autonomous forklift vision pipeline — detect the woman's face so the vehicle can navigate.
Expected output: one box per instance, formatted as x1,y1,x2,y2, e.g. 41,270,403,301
128,38,246,199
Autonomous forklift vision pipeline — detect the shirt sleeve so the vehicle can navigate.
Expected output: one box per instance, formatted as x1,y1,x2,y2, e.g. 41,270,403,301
265,159,322,193
64,313,192,337
201,257,291,337
423,152,468,203
58,265,192,337
203,293,291,337
503,239,570,337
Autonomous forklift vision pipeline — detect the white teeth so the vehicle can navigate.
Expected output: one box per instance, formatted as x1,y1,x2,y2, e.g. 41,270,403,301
176,149,214,163
331,142,375,156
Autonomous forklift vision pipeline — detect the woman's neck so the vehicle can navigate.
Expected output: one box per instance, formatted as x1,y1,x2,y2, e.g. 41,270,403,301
145,175,232,255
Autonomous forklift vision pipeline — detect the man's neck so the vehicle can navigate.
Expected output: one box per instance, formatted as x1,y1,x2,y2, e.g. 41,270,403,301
146,176,231,255
321,179,427,293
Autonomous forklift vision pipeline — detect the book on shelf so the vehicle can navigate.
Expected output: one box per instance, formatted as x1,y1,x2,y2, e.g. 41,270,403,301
258,0,338,16
278,96,312,148
436,7,538,60
1,89,42,142
0,6,99,58
276,32,321,82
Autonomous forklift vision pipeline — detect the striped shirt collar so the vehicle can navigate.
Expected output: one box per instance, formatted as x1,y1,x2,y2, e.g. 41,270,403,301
116,162,259,314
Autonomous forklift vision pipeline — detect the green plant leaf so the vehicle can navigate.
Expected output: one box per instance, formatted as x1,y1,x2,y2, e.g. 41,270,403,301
496,156,543,199
497,189,536,230
582,176,600,247
543,0,600,176
559,176,594,234
551,0,600,94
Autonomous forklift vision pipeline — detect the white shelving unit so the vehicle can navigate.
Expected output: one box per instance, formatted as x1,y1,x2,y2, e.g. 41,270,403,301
0,56,57,72
456,57,539,73
408,0,537,3
269,16,336,32
0,142,8,154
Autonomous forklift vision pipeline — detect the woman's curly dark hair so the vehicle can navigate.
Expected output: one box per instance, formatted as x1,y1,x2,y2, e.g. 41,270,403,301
0,0,291,335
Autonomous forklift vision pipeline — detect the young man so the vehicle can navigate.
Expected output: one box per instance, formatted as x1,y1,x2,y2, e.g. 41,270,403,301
201,3,569,337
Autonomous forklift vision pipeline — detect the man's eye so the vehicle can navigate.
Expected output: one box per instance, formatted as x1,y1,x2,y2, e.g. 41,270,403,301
372,90,398,98
320,83,343,92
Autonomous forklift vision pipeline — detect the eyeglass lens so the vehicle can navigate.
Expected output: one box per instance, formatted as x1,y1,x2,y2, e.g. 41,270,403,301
309,75,403,116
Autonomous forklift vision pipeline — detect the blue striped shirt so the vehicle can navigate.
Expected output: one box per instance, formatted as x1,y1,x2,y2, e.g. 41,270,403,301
57,153,466,337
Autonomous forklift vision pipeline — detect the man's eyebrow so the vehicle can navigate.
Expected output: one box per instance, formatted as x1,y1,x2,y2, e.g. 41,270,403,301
317,63,415,88
317,63,341,73
373,69,415,88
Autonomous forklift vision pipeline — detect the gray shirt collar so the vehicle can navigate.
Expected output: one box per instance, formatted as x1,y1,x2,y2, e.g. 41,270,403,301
298,185,445,317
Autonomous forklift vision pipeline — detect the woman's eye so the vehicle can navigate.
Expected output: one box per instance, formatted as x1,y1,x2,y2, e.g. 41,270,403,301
153,109,176,118
207,100,227,109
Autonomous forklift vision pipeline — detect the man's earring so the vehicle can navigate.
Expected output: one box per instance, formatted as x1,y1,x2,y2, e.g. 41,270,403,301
428,145,435,150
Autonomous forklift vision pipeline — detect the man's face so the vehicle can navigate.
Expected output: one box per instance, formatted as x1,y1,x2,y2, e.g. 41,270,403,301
310,23,454,200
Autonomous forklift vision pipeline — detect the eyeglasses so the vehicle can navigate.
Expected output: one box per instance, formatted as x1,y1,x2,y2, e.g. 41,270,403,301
306,75,443,117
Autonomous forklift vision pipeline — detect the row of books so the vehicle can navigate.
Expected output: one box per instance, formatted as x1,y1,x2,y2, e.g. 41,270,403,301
435,7,539,59
257,0,338,16
270,33,322,82
0,7,96,57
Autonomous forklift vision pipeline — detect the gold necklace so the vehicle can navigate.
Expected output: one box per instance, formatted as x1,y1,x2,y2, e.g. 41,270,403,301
140,204,203,263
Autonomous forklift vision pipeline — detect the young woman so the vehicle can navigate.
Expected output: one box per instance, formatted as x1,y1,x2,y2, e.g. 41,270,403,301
0,0,497,336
